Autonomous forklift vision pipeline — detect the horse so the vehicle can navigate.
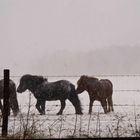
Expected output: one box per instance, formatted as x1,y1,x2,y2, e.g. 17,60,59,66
76,75,114,114
17,74,83,115
0,79,19,116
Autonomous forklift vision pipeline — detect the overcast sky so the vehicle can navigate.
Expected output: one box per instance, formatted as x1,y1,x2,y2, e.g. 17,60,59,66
0,0,140,75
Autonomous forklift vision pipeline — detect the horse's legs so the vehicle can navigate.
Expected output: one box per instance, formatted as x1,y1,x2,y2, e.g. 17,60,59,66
57,100,66,115
0,100,3,114
1,100,10,116
40,100,46,115
9,96,19,116
108,96,114,112
35,100,44,115
107,98,110,112
89,97,94,114
68,96,83,115
100,99,107,114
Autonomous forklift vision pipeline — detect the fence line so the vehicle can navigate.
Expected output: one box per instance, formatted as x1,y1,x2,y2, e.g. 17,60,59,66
45,74,140,77
7,117,140,123
114,90,140,92
19,104,140,108
0,74,140,78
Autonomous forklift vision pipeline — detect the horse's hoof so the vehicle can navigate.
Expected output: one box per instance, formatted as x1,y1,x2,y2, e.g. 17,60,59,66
40,113,45,115
107,110,111,113
56,112,62,115
42,112,46,115
76,112,83,115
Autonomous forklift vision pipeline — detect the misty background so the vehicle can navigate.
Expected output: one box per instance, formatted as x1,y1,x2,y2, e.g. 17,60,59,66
0,0,140,76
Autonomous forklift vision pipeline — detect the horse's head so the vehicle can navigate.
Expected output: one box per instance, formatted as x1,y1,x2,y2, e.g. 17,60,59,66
17,74,47,93
76,75,99,94
76,75,88,94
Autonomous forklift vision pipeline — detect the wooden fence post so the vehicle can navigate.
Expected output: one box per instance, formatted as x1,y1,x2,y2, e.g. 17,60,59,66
2,69,10,137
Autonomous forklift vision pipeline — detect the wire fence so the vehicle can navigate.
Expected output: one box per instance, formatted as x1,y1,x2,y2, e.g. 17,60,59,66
5,74,140,101
0,74,140,138
0,74,140,78
1,74,140,107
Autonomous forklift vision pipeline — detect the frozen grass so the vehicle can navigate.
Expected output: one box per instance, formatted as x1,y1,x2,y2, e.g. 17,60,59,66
0,104,140,139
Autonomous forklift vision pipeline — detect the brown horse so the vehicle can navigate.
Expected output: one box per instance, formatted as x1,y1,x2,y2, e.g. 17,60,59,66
76,75,114,114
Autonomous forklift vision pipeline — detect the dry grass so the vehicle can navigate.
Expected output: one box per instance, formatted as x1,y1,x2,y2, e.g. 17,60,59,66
1,111,140,139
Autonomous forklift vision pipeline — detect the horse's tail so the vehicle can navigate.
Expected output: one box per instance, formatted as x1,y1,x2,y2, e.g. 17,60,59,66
68,83,83,114
9,80,20,116
106,79,113,95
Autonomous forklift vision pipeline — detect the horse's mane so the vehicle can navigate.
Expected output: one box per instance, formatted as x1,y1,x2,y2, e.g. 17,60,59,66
83,75,98,80
81,75,98,81
21,74,48,85
77,75,98,85
32,75,47,81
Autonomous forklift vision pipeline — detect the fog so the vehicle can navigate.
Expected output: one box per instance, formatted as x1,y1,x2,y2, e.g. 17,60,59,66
0,0,140,76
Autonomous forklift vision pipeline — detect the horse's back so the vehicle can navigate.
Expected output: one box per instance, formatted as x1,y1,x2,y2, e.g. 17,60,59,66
36,80,75,100
99,79,113,89
99,79,113,96
48,80,73,90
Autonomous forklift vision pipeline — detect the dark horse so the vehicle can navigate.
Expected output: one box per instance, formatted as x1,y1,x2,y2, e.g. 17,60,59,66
17,74,83,115
76,75,114,114
0,79,19,116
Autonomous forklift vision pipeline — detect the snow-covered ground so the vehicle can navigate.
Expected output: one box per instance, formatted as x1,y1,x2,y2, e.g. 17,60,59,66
1,76,140,138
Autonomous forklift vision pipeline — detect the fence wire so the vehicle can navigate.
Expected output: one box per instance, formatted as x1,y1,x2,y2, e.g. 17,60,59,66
0,74,140,78
0,74,140,138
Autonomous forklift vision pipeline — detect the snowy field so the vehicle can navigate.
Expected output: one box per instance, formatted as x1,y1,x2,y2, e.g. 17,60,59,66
0,76,140,138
